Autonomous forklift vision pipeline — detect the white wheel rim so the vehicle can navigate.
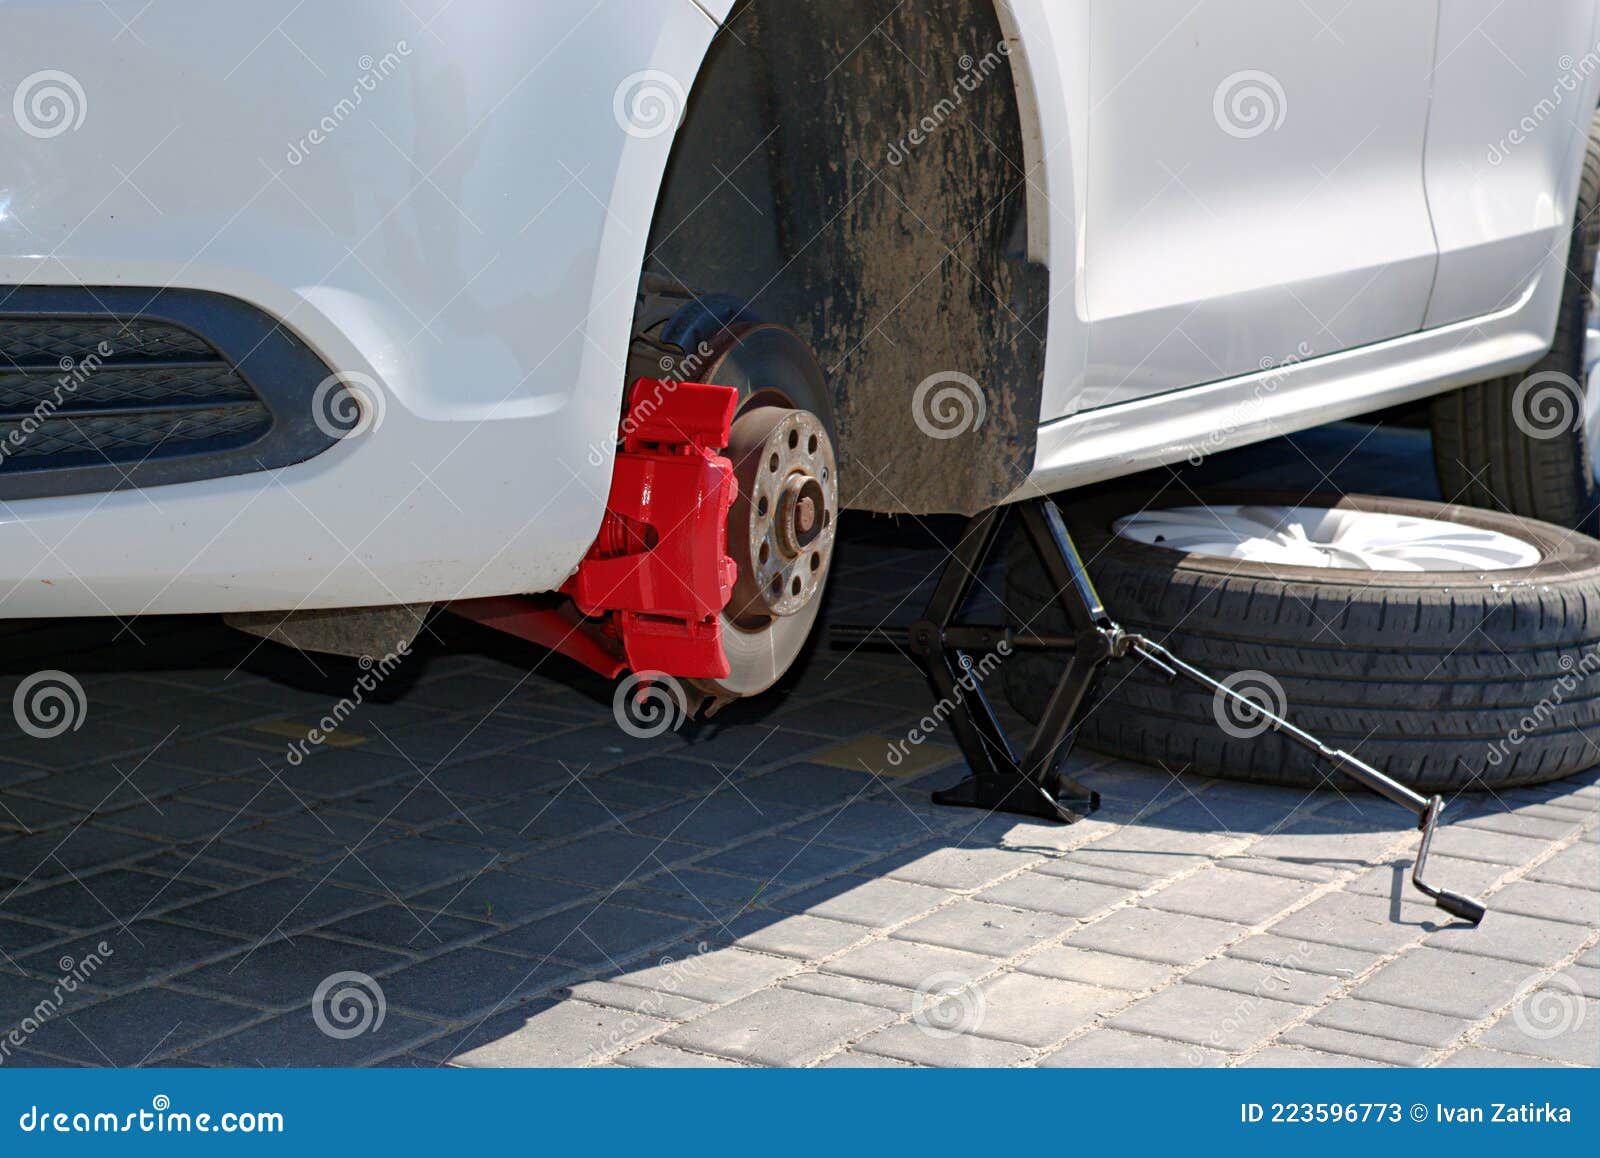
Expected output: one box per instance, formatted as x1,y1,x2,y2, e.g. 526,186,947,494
1113,504,1541,571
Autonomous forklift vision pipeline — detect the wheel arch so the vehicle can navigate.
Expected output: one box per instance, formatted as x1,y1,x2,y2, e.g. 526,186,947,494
640,0,1052,516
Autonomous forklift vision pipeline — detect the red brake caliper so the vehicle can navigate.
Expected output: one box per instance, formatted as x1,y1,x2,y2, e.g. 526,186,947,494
449,379,740,679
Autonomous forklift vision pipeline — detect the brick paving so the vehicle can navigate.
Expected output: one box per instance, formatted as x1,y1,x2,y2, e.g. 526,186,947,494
0,423,1594,1068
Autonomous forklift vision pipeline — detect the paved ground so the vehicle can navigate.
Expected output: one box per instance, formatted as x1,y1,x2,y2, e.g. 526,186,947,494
0,424,1595,1068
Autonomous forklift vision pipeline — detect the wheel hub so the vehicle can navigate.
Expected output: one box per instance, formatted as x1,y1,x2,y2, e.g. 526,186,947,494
725,406,837,625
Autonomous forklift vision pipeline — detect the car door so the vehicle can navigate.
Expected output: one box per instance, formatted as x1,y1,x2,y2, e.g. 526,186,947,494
1421,0,1599,328
1075,0,1441,410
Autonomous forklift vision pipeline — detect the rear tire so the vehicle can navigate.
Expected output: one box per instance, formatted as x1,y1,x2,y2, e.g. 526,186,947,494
1429,105,1600,535
1003,490,1600,792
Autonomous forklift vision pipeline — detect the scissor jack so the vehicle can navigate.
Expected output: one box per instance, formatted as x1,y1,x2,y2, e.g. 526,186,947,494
833,498,1486,925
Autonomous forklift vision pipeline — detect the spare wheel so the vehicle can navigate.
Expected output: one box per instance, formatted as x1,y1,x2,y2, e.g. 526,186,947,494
1002,490,1600,792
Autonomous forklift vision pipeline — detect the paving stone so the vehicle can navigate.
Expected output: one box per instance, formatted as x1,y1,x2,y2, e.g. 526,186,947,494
1344,856,1506,902
783,799,954,854
856,1021,1031,1067
603,756,755,796
1066,907,1247,965
482,793,617,842
1278,1024,1434,1066
1227,933,1383,979
184,1007,437,1066
1423,909,1592,967
0,828,165,884
1527,843,1598,890
815,1050,915,1068
1477,995,1599,1066
1238,1046,1387,1067
21,923,246,993
672,727,832,774
1309,999,1471,1049
1429,826,1554,866
1458,808,1584,842
24,987,257,1066
1352,948,1534,1019
410,870,588,926
1055,827,1239,879
701,835,875,891
1109,982,1302,1052
165,877,379,939
781,971,916,1012
1145,866,1315,924
1,869,213,930
658,987,897,1065
1437,1047,1575,1068
317,903,493,954
0,917,68,960
321,837,502,894
892,899,1074,958
822,938,994,990
446,999,669,1066
975,872,1133,919
1487,881,1597,927
718,912,868,960
483,902,695,968
508,831,699,889
560,979,708,1021
1245,821,1402,874
1185,956,1341,1005
774,875,949,928
609,945,797,1005
1557,963,1600,999
0,970,92,1028
1040,1028,1227,1067
0,795,91,834
380,947,571,1020
184,935,410,1009
1019,945,1177,991
1270,891,1428,954
628,794,805,846
1031,859,1160,890
969,973,1118,1047
880,841,1041,890
1214,855,1341,884
616,1043,744,1068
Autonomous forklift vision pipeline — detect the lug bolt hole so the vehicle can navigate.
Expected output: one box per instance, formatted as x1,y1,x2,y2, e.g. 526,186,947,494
808,434,818,454
759,542,770,564
790,576,802,596
770,575,783,594
757,496,769,517
809,552,820,572
787,429,799,449
768,452,780,473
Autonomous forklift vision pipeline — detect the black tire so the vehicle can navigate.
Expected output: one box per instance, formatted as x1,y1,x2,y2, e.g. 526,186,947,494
1003,490,1600,791
1429,105,1600,535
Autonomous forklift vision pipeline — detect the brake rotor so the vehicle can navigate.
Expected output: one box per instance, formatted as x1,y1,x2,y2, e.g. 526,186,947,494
677,323,839,711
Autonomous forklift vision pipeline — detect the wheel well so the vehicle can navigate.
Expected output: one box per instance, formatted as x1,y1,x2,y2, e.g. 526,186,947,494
638,0,1047,516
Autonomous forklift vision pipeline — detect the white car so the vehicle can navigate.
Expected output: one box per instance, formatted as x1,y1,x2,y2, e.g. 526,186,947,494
3,0,1599,718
